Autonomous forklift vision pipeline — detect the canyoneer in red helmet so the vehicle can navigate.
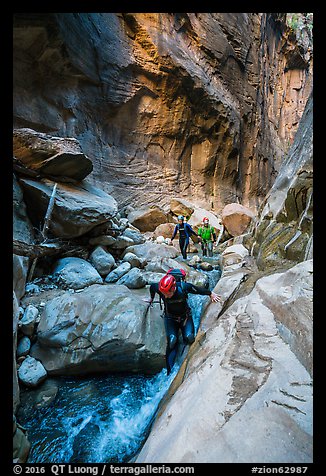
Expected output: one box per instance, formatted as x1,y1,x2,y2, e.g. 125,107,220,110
197,216,217,257
144,268,221,374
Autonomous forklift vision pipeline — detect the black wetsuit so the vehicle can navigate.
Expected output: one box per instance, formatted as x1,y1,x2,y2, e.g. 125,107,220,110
171,223,198,259
149,281,212,373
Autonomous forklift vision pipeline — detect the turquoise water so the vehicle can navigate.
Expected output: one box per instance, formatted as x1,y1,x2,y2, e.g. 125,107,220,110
17,267,221,463
18,370,176,463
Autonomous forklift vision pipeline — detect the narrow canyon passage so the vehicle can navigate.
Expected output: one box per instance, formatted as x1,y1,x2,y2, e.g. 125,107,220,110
13,12,313,465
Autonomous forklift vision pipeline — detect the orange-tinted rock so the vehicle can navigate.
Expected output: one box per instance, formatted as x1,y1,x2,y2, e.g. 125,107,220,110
152,223,176,239
221,203,255,236
13,128,93,181
128,207,169,232
170,199,194,219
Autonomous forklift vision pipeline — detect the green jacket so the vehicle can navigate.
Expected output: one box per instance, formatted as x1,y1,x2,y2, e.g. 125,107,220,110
198,226,216,242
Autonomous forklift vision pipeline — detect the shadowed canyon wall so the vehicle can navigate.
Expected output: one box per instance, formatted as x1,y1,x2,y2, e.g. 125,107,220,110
250,92,313,270
13,13,312,214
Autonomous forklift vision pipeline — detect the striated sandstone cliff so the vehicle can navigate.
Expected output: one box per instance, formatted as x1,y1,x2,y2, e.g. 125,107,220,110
13,13,312,213
12,13,313,464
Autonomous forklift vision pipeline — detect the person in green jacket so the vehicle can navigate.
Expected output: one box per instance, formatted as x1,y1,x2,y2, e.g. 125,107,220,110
198,217,217,257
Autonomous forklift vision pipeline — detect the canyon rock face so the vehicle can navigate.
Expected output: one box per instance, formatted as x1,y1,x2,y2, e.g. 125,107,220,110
13,13,312,214
12,13,313,464
13,175,35,299
250,92,313,270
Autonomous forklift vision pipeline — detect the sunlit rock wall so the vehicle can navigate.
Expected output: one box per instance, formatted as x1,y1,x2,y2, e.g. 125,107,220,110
13,13,312,213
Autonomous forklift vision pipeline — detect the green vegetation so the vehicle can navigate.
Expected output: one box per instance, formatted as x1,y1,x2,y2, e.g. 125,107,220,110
286,13,313,33
287,13,300,30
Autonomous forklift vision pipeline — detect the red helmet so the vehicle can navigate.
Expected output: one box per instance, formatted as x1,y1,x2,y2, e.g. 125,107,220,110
159,274,176,296
203,217,209,223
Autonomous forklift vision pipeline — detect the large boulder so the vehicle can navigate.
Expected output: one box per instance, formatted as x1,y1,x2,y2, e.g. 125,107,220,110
221,203,255,237
19,178,118,238
19,305,39,336
152,223,176,239
170,198,194,218
13,128,93,181
108,234,134,249
105,262,131,283
88,246,116,276
89,235,117,247
221,244,250,271
30,284,166,374
122,227,146,245
13,416,31,463
142,272,166,285
122,252,146,268
17,336,31,358
18,356,47,387
122,242,179,262
127,207,169,232
116,267,147,289
187,207,223,236
52,257,103,289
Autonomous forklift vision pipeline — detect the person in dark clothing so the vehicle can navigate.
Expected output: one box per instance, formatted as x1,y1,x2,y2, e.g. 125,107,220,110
145,271,221,374
171,215,200,260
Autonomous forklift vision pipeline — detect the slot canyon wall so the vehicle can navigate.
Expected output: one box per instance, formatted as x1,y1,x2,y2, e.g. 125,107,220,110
12,12,313,464
13,13,313,214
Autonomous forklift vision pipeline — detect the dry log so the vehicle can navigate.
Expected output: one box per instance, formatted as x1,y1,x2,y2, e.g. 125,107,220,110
13,239,62,259
28,182,57,280
13,239,89,260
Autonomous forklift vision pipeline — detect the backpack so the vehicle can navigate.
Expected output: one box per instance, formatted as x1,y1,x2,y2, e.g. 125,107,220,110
167,268,186,282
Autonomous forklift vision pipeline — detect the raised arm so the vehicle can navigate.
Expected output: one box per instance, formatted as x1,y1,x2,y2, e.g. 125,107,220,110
185,282,211,296
143,283,159,305
186,223,198,236
185,282,221,303
149,283,158,301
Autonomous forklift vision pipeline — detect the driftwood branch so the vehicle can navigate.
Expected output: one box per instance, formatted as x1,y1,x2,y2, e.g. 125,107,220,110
14,239,90,260
13,158,41,178
13,239,62,259
41,182,58,238
28,182,58,281
216,273,248,319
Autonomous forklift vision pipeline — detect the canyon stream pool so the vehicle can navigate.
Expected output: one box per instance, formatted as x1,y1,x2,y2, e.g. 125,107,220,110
17,266,222,463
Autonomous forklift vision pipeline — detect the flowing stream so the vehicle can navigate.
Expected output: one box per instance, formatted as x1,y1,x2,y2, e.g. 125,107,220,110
17,265,221,463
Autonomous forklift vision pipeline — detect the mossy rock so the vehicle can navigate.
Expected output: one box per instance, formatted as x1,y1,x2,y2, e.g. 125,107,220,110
284,232,310,262
256,222,296,270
